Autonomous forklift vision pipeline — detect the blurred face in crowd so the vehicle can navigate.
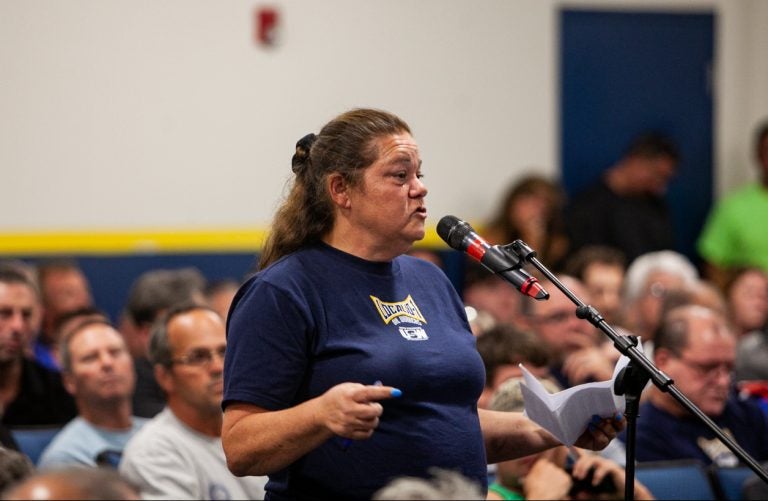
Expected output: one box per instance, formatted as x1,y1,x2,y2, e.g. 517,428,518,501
525,277,599,358
581,262,624,324
654,307,735,417
689,280,727,315
158,309,227,419
629,155,677,195
632,271,688,338
63,323,135,404
0,282,38,364
507,190,552,230
41,268,92,338
206,284,239,322
727,269,768,335
463,278,522,328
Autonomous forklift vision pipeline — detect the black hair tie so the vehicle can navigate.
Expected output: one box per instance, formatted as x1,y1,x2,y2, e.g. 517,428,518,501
291,133,317,174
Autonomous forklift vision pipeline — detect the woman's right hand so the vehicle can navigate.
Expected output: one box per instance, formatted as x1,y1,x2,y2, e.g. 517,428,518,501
222,382,401,476
319,382,401,440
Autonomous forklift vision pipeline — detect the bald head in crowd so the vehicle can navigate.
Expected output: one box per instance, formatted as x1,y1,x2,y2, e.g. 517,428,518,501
2,467,139,500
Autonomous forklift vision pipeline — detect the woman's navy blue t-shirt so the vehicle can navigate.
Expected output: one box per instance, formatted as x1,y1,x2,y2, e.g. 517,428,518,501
224,243,487,500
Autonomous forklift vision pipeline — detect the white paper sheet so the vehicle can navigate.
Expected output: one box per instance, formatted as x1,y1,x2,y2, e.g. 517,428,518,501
519,349,634,446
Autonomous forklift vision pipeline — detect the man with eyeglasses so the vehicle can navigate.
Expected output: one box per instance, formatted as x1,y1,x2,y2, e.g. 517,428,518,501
119,267,208,419
119,304,266,499
632,304,768,466
38,318,147,467
620,250,700,356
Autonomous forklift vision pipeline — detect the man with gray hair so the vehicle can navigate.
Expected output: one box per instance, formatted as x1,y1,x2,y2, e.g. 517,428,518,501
620,250,699,352
119,304,266,499
2,466,140,500
372,468,483,500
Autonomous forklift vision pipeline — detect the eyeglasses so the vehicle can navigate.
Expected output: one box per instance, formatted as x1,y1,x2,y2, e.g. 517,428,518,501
646,282,668,299
171,346,226,367
676,356,734,379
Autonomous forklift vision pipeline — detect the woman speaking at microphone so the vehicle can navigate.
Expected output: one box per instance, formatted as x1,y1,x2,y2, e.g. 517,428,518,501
221,108,623,500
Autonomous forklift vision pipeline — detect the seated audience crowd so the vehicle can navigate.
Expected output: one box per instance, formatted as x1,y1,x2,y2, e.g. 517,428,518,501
486,376,654,500
3,145,768,499
0,260,266,499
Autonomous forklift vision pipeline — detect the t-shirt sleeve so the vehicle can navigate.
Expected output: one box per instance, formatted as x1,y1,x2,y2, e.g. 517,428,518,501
223,277,314,410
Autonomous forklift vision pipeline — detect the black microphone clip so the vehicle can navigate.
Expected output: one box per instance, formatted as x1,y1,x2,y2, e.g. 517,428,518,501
437,215,549,300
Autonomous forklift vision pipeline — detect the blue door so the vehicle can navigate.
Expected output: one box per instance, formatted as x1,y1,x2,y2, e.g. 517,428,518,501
560,9,714,263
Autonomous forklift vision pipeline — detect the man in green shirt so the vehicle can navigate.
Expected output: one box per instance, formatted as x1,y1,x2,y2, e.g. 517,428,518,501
698,120,768,282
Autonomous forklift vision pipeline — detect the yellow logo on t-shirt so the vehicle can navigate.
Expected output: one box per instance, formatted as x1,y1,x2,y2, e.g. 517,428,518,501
370,294,427,325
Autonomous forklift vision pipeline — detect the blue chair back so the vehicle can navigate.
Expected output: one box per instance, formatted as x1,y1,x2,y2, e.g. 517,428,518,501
635,460,716,500
711,466,754,500
10,427,61,465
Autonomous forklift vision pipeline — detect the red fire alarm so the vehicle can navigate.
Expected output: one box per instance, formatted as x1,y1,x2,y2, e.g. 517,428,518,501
255,6,280,47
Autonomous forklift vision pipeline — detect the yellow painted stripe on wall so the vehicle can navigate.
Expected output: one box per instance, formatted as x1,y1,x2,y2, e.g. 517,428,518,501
0,226,449,255
0,228,268,255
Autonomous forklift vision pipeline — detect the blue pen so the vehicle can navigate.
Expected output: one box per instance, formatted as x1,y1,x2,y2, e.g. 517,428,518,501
340,380,384,451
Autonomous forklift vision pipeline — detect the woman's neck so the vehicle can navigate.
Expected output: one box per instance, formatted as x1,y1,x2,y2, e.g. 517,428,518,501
323,224,406,262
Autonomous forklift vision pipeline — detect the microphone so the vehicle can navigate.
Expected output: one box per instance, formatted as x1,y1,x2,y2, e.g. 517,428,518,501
437,215,549,300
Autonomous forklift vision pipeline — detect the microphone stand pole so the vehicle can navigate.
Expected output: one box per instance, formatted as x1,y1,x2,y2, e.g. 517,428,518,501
506,239,768,501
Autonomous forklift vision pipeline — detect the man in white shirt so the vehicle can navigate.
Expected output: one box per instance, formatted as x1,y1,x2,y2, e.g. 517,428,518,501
119,304,266,500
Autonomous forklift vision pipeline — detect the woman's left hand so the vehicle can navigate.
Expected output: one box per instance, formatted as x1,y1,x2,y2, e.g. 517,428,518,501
573,413,625,451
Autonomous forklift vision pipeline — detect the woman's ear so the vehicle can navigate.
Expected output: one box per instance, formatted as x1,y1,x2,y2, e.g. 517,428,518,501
328,173,352,209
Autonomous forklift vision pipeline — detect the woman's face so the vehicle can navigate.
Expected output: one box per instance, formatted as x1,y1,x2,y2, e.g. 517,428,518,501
508,192,550,228
729,269,768,333
345,132,428,256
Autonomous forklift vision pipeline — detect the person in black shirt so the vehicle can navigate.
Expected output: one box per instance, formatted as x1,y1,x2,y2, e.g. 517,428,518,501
0,264,77,429
565,132,679,263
